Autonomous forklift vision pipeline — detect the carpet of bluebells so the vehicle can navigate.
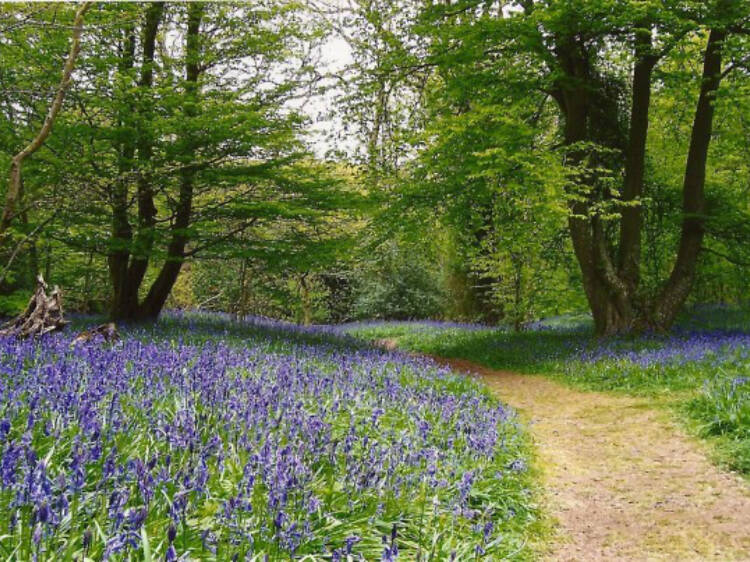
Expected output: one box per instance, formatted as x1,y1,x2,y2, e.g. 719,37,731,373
0,314,536,561
566,329,750,392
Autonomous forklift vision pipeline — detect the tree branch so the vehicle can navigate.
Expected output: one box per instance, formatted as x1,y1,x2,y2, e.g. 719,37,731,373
0,2,91,237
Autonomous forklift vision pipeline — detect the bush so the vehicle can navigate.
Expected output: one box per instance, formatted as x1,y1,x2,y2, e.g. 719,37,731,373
0,289,31,317
353,245,445,320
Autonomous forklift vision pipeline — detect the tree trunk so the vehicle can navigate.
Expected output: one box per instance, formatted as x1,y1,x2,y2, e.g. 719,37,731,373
137,163,195,320
618,29,656,294
556,53,635,335
134,2,203,321
569,214,634,335
652,28,727,329
109,23,137,319
107,2,165,322
121,1,164,317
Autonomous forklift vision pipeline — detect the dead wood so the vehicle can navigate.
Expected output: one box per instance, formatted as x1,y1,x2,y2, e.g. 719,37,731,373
0,275,68,338
72,322,120,345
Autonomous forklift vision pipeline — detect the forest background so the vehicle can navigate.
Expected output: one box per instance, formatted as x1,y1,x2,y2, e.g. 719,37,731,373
1,1,748,333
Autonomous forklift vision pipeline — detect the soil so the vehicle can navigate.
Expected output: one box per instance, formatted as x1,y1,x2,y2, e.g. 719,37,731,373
382,340,750,561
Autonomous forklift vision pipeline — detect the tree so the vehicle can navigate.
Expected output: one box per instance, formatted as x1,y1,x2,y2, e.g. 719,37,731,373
57,2,337,321
105,1,166,320
0,2,90,238
0,2,91,286
409,0,750,334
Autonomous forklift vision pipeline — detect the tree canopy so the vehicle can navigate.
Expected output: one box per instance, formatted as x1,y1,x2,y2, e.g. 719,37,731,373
1,1,749,332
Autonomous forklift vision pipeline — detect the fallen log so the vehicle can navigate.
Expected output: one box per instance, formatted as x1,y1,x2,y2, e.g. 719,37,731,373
72,322,119,345
0,275,68,338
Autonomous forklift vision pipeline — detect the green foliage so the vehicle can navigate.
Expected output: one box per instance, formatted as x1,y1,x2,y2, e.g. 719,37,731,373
1,2,354,320
335,0,750,330
687,375,750,473
352,242,445,320
689,375,750,439
187,260,337,324
2,0,750,328
0,289,29,317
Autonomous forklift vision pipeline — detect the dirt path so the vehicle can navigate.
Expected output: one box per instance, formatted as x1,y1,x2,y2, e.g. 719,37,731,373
430,355,750,561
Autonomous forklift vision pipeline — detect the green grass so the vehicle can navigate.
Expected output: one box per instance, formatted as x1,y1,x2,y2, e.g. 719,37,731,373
685,373,750,474
345,324,580,374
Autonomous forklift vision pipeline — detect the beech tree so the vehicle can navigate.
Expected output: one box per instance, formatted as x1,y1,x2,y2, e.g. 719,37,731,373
65,2,337,321
394,0,750,334
0,2,90,240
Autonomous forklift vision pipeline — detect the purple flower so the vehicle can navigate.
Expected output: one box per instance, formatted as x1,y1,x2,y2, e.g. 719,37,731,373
0,312,529,559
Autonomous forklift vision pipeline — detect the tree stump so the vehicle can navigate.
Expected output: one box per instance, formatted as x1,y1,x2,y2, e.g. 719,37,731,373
0,275,69,338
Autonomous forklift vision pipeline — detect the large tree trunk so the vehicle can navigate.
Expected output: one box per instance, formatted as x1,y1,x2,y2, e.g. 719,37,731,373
569,212,634,335
137,169,194,320
555,42,636,336
120,1,164,319
617,29,656,295
0,3,91,238
652,28,727,329
133,2,203,321
109,23,137,319
108,2,165,322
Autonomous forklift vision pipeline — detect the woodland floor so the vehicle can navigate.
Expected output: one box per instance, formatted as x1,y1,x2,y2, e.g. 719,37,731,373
381,340,750,561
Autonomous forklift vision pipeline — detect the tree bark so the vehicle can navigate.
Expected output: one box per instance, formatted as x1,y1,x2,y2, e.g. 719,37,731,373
109,22,137,318
0,2,91,238
555,42,634,335
108,2,165,321
617,28,656,295
121,1,164,316
653,28,727,328
136,2,203,321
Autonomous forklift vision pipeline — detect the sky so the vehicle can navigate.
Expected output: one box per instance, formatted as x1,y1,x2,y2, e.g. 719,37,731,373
304,24,357,158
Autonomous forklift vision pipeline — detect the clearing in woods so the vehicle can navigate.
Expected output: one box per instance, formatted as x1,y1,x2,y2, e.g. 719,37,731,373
427,353,750,561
